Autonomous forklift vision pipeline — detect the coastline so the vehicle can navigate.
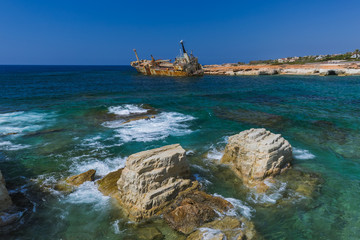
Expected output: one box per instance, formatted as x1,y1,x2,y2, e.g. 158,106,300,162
203,61,360,76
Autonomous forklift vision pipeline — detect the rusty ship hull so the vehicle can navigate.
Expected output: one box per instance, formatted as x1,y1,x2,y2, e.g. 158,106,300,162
131,64,203,76
131,41,204,77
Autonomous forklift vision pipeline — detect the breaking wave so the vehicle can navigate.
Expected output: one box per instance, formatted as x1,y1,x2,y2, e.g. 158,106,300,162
103,111,195,142
213,193,254,219
0,111,54,150
108,104,148,116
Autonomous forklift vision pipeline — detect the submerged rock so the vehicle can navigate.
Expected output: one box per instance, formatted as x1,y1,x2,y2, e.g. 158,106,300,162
0,170,12,211
186,216,258,240
116,144,194,221
122,115,156,124
136,227,164,240
97,168,123,196
221,128,292,187
164,190,233,234
214,108,285,129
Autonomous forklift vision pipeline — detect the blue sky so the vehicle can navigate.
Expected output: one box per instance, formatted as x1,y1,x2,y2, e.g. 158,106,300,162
0,0,359,65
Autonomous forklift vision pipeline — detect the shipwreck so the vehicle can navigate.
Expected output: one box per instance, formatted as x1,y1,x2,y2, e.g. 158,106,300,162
130,40,204,76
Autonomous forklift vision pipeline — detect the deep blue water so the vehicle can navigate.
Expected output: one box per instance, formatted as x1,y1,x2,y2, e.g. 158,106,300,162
1,65,360,239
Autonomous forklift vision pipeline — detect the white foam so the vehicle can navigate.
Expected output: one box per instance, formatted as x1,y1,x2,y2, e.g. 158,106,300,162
104,112,195,142
206,145,223,161
0,111,52,134
64,181,110,206
198,228,224,240
194,174,212,186
70,156,126,177
0,111,54,150
112,220,122,234
108,104,148,116
0,141,29,150
293,147,315,160
213,193,254,219
248,180,287,204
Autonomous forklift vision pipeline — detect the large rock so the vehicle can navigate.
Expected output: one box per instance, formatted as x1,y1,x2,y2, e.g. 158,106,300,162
221,128,292,186
116,144,194,221
0,171,12,211
164,191,233,234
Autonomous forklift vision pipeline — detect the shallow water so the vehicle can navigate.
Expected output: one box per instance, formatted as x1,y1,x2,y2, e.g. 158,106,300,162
1,65,360,239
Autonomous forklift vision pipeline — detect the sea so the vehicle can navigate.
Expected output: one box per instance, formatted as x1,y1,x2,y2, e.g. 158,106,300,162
1,65,360,239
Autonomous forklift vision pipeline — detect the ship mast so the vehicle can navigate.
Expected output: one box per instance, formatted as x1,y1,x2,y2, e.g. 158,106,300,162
180,40,190,63
133,49,140,63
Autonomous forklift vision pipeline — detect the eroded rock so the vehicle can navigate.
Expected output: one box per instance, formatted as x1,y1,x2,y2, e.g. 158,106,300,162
221,128,292,186
164,191,233,234
116,144,194,221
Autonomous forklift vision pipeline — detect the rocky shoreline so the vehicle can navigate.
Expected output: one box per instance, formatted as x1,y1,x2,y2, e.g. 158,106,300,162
203,62,360,76
0,128,322,239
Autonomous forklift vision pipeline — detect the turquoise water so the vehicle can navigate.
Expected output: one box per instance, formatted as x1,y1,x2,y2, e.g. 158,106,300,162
1,65,360,239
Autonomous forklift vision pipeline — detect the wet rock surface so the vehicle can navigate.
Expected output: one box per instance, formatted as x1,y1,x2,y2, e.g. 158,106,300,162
97,168,123,196
221,128,292,186
164,190,233,234
65,169,96,186
116,144,194,221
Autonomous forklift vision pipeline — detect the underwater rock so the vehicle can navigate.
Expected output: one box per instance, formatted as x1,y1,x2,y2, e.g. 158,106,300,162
24,128,65,137
214,108,285,129
116,144,194,221
164,190,233,234
122,115,156,124
136,227,164,240
97,168,123,196
65,169,96,186
221,128,292,187
0,170,12,211
186,216,258,240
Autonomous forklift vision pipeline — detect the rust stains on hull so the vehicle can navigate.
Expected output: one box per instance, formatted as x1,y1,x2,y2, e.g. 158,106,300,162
131,41,204,77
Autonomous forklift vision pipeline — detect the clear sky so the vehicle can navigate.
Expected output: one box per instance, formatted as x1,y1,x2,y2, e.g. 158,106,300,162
1,0,359,65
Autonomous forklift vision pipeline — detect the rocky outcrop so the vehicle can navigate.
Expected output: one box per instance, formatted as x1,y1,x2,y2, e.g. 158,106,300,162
116,144,195,221
55,169,96,192
186,216,258,240
0,170,12,211
164,191,233,234
65,169,96,186
221,128,292,186
97,168,123,196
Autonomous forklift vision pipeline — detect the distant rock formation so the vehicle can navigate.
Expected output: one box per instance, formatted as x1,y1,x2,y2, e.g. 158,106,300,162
221,128,292,186
0,170,12,211
116,144,195,221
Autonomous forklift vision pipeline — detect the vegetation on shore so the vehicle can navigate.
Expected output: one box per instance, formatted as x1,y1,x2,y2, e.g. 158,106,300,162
244,49,360,65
